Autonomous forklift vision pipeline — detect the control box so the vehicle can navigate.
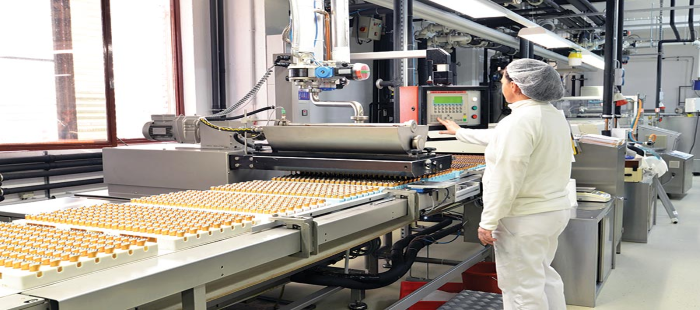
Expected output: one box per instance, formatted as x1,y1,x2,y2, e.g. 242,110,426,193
685,97,700,112
418,86,489,130
356,16,382,41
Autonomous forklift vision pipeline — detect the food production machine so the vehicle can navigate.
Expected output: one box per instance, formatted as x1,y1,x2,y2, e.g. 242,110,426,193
0,125,486,309
0,0,492,307
0,97,487,309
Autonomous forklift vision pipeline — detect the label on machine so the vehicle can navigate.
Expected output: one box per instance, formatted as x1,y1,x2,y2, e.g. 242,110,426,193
426,90,481,126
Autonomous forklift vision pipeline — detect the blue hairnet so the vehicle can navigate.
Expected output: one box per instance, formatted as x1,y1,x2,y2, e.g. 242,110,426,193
506,59,565,102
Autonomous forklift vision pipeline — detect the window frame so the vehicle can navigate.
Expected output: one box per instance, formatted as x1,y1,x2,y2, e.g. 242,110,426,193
0,0,184,151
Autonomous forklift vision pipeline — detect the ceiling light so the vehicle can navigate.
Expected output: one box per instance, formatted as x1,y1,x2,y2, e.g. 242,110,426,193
428,0,507,18
581,52,606,70
518,26,574,49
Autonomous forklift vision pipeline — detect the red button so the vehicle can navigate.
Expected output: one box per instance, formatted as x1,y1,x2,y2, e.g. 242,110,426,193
471,115,478,119
360,27,366,32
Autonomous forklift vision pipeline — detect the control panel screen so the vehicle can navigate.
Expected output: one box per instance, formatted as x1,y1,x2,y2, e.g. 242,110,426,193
426,90,481,126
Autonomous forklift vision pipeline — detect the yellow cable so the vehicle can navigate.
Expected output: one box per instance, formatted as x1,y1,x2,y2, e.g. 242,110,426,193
199,118,254,133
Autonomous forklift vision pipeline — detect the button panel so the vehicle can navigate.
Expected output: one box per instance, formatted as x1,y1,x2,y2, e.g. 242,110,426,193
427,90,481,126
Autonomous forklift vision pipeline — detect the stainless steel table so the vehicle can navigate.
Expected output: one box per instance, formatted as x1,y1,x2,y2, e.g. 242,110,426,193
623,173,657,243
552,200,619,308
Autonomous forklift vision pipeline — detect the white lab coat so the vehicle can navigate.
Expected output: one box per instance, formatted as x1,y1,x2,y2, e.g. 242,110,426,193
456,99,572,309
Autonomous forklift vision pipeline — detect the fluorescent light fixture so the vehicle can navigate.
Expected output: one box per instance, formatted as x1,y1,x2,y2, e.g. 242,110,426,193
518,26,574,49
428,0,507,18
581,52,606,70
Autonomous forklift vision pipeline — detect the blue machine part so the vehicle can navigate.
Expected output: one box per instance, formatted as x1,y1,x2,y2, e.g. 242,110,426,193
694,79,700,91
314,66,334,79
298,90,310,100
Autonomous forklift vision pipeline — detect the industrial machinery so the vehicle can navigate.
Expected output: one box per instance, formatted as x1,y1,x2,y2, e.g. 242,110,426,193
660,151,695,197
0,148,485,309
0,2,493,309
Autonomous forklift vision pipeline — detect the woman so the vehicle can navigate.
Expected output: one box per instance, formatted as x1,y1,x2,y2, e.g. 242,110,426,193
438,59,573,310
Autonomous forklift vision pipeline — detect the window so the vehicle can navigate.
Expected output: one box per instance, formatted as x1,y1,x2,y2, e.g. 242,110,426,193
0,0,182,150
111,0,181,139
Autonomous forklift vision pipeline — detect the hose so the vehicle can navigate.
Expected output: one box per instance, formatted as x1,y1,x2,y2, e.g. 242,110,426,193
210,106,276,121
209,65,276,118
290,219,461,290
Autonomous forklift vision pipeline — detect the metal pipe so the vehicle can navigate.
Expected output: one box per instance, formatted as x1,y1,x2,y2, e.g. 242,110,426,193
310,92,367,123
564,0,605,26
407,0,415,86
483,48,489,85
563,21,700,31
331,0,350,62
0,153,101,165
414,257,461,266
0,166,103,182
519,38,530,59
392,0,406,122
690,0,696,41
659,0,664,49
539,4,700,19
351,50,428,60
670,0,681,40
0,178,104,197
0,160,103,173
650,2,655,46
365,0,598,71
315,9,332,60
602,0,618,135
655,0,696,109
615,0,625,124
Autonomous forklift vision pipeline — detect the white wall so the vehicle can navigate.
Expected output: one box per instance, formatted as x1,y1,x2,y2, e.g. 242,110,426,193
587,44,698,112
585,27,700,112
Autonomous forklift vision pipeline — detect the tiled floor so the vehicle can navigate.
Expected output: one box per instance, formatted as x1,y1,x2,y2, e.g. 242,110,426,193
259,176,700,310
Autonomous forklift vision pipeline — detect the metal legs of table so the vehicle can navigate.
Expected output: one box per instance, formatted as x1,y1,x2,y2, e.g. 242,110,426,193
382,232,393,268
654,176,679,223
182,285,206,310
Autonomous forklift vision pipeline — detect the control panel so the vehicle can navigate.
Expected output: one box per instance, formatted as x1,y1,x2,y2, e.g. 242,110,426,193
356,16,382,41
418,86,488,130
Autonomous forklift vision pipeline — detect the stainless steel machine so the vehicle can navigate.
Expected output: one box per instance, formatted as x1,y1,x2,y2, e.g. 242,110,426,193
658,115,700,174
660,151,695,197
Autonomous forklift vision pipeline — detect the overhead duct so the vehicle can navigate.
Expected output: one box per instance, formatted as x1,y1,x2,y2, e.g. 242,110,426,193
365,0,598,71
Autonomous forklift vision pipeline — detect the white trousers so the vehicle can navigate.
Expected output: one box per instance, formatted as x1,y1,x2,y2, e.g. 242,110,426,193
492,209,571,310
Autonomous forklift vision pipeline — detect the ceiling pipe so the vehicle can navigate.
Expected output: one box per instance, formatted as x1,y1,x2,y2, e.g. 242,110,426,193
539,4,700,20
365,0,599,71
563,0,606,26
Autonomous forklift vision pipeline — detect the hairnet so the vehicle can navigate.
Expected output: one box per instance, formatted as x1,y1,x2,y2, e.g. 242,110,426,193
506,59,564,102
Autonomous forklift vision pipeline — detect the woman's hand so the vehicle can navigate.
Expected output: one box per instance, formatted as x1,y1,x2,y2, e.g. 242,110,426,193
437,117,461,135
478,227,497,245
